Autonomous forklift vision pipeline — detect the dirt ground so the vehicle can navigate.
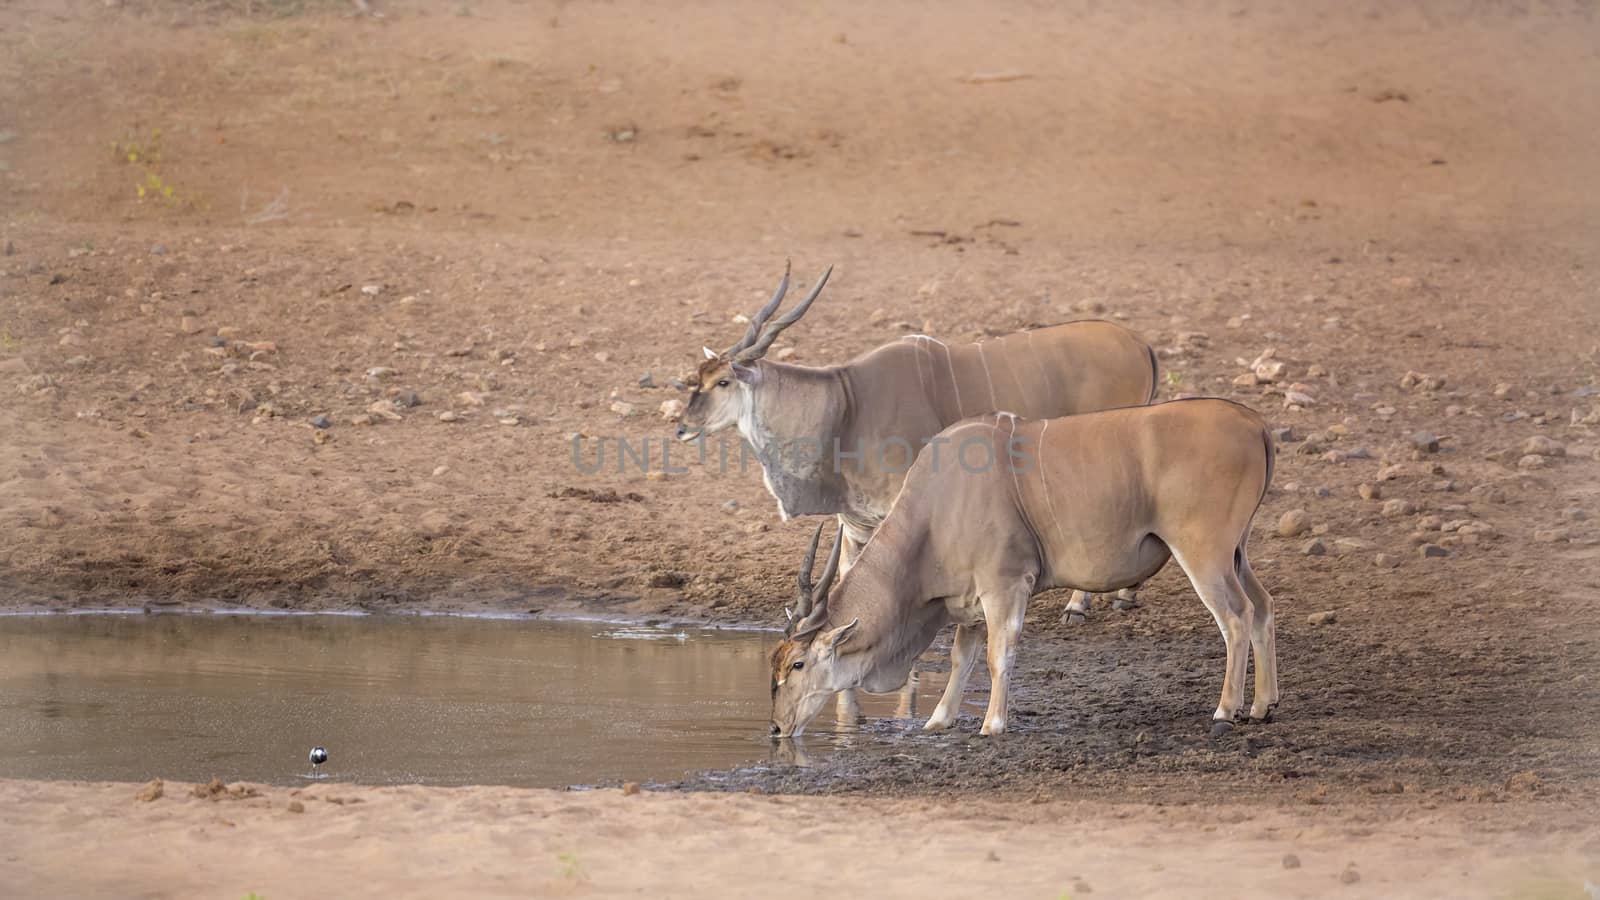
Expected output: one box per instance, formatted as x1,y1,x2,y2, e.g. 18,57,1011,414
1,779,1597,900
3,0,1600,894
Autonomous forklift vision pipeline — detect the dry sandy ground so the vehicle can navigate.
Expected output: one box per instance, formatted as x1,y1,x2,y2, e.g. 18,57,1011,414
3,0,1600,894
1,779,1596,900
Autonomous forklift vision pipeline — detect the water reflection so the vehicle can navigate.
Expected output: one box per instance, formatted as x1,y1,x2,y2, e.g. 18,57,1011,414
0,613,948,788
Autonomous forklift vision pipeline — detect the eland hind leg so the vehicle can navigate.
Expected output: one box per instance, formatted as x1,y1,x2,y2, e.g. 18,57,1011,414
1170,547,1254,737
1238,550,1280,721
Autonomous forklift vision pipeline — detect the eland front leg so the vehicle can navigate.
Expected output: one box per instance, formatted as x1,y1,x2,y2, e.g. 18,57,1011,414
924,624,982,731
978,578,1032,736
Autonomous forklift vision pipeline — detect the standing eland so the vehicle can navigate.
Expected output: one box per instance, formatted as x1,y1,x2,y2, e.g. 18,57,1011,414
767,398,1278,740
677,263,1159,718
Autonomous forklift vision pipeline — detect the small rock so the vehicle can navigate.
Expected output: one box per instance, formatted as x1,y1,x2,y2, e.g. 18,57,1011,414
1374,405,1397,417
1358,483,1381,500
179,315,204,335
1517,454,1547,470
1445,404,1464,417
287,800,305,813
1410,431,1440,453
1278,509,1310,537
1418,515,1442,531
1533,528,1570,543
437,410,460,423
309,415,331,430
1232,372,1260,387
149,243,167,256
622,782,641,796
1418,543,1449,558
721,500,739,514
610,400,636,417
638,372,655,388
1381,499,1416,518
1271,426,1298,443
659,398,686,421
135,779,164,802
1377,464,1405,481
1307,610,1336,625
432,465,449,477
361,284,383,296
350,414,375,426
1284,390,1316,408
1281,853,1301,870
1302,538,1327,556
1492,383,1514,400
457,391,487,407
1521,436,1565,457
1254,361,1288,383
396,390,422,408
1562,507,1588,522
1374,553,1400,568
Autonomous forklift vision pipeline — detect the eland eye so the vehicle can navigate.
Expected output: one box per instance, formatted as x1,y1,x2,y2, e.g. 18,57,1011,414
716,379,730,388
791,660,804,671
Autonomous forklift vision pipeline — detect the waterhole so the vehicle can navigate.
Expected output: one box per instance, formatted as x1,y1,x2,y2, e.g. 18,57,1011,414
0,613,940,788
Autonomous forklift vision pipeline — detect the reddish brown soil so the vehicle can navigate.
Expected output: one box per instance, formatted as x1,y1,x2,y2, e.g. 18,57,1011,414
2,0,1599,816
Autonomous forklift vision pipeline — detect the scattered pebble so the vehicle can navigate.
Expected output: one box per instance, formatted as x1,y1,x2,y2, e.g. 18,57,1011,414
1307,610,1336,626
1278,509,1310,537
1374,553,1400,568
1418,543,1449,558
1358,483,1381,500
721,500,739,514
1521,436,1565,457
1271,426,1298,443
396,390,422,408
287,800,305,813
1533,528,1570,543
361,284,383,296
638,372,655,388
659,398,686,421
1562,507,1588,522
437,410,460,423
1517,454,1547,470
1302,538,1328,556
610,400,637,417
1381,499,1416,517
309,415,331,430
135,779,164,802
622,782,641,796
1418,515,1442,531
1410,431,1440,453
1377,464,1404,481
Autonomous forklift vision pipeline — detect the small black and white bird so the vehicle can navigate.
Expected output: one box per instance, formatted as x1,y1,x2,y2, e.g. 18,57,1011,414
309,746,328,772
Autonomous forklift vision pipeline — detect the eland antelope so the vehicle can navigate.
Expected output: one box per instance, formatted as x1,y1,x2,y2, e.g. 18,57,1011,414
677,264,1157,638
768,398,1278,739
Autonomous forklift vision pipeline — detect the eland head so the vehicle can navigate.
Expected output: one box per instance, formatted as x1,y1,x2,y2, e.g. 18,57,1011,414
675,261,833,442
768,522,858,738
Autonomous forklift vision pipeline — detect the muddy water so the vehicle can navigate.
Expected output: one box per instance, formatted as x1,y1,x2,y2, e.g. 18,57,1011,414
0,614,939,788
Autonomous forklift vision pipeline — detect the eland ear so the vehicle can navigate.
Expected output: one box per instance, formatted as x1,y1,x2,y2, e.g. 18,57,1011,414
820,618,859,655
731,362,760,385
702,346,718,360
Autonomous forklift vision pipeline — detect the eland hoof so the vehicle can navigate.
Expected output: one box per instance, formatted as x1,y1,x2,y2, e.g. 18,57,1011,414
1061,612,1087,627
1209,719,1235,739
1250,704,1278,724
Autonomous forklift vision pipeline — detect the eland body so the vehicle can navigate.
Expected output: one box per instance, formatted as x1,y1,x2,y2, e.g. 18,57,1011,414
769,398,1279,739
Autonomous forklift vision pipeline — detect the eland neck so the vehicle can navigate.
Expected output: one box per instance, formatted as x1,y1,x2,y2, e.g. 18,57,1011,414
738,360,852,519
821,503,950,693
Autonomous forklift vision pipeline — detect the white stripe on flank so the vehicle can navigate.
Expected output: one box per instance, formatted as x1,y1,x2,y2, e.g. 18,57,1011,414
977,341,1001,411
1035,418,1069,545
